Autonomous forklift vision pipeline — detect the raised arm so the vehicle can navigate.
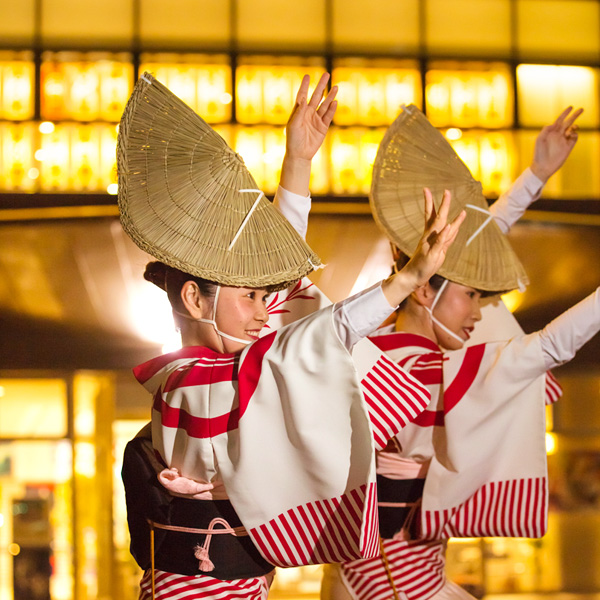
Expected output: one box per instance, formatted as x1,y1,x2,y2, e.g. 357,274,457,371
279,72,337,196
274,73,337,238
490,106,582,233
538,287,600,369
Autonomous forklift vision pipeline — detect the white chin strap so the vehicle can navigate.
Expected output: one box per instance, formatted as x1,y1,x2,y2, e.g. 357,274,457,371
175,285,252,349
424,279,465,346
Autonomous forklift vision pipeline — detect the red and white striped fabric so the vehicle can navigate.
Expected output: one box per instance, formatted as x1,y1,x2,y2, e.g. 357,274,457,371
545,371,562,405
339,538,446,600
369,328,556,540
136,304,429,569
139,569,270,600
422,477,547,539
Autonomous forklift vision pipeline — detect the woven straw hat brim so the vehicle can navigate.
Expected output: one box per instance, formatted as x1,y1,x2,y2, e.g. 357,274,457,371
118,73,321,290
370,105,528,293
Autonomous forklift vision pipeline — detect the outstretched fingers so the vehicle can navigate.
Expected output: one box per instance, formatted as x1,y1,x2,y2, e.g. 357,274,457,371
308,72,330,109
317,85,338,125
563,107,583,131
423,187,435,228
294,74,310,107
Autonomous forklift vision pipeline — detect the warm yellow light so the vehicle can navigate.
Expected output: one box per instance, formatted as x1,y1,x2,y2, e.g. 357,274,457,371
0,123,37,192
39,121,55,134
236,63,323,125
448,130,513,197
501,289,524,313
446,127,462,141
426,62,513,128
41,52,132,122
545,432,557,455
517,64,599,128
28,167,40,179
0,57,35,120
107,183,118,195
333,62,421,126
39,124,71,191
329,127,385,195
141,55,232,123
74,442,96,478
0,513,4,527
8,543,20,556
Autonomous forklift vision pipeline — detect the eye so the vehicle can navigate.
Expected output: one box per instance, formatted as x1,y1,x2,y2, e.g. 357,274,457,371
246,291,256,300
262,293,271,303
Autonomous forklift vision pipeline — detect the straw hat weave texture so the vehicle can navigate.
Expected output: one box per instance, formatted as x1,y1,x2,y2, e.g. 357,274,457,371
117,73,321,289
370,104,528,293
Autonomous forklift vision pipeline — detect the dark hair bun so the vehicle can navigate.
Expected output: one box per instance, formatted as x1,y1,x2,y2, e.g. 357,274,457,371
144,261,168,291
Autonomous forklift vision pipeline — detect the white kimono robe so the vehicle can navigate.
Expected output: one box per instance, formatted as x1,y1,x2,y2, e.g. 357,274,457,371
136,301,431,569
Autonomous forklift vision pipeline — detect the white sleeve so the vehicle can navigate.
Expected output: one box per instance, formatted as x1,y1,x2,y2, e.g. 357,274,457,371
332,283,397,350
273,185,311,240
538,288,600,369
489,168,544,233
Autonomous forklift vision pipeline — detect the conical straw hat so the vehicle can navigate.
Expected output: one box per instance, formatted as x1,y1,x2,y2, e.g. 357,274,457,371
370,104,528,293
117,73,321,290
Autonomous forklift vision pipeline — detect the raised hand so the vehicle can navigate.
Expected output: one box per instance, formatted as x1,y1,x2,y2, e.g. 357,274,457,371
381,189,465,307
279,73,337,196
285,73,338,162
530,106,583,182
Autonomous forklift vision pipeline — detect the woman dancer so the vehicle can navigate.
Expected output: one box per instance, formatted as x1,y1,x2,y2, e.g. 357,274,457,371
120,74,464,600
310,105,597,600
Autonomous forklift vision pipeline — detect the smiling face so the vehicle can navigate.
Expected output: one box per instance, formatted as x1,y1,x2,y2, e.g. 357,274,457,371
431,281,483,350
215,286,271,353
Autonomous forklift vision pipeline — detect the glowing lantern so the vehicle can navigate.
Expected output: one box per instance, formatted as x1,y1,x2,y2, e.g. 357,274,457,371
426,63,513,128
0,57,34,120
0,123,36,191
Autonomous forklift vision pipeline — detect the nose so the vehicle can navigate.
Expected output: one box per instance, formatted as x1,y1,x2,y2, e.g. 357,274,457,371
473,300,482,322
255,301,269,323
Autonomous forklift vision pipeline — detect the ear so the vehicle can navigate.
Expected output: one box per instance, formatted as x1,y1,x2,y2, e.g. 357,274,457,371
180,281,210,319
412,282,436,308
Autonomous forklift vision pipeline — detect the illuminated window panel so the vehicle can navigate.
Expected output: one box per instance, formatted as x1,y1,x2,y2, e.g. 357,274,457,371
332,0,419,54
236,57,325,125
517,0,600,61
517,65,599,129
426,62,513,129
233,126,286,195
426,0,511,57
517,130,600,200
446,129,515,197
0,122,36,192
231,125,328,196
41,52,133,122
332,59,421,127
140,54,232,124
0,379,68,438
38,123,118,193
329,127,386,196
0,52,34,120
237,0,326,52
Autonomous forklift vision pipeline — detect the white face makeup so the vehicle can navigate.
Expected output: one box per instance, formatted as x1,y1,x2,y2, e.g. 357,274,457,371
429,281,482,350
